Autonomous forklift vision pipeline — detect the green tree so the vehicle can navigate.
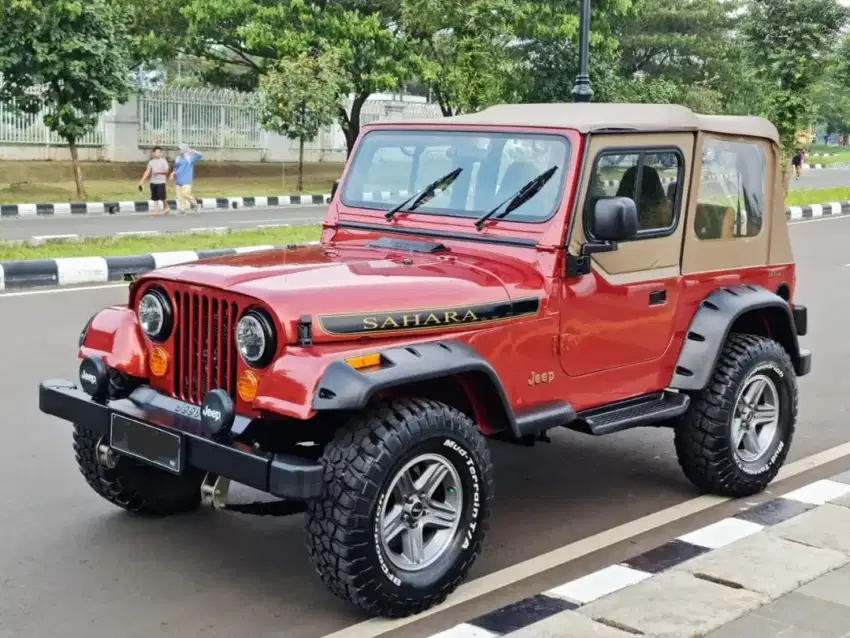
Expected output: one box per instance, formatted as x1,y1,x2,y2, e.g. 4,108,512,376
0,0,134,199
180,0,413,154
743,0,850,193
259,52,343,190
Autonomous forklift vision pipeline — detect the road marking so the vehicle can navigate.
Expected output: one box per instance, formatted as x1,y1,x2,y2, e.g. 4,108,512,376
324,441,850,638
789,214,850,226
0,283,127,298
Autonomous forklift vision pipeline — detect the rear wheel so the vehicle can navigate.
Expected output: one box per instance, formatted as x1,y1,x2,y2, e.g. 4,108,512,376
73,424,205,516
674,333,798,497
305,398,494,618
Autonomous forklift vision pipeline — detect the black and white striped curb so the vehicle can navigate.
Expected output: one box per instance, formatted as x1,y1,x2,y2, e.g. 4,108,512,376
0,242,319,290
786,201,850,220
0,194,331,218
429,472,850,638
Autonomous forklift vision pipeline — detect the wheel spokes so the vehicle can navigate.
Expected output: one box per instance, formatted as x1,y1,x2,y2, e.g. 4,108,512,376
382,505,406,544
416,461,450,498
423,500,458,530
753,404,778,425
743,377,767,407
401,524,426,565
393,470,416,501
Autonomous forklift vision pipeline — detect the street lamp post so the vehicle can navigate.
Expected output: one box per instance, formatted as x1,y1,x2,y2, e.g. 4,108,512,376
571,0,593,103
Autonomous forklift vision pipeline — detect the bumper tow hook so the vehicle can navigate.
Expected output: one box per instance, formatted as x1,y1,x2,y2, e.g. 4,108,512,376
201,473,231,509
96,437,119,469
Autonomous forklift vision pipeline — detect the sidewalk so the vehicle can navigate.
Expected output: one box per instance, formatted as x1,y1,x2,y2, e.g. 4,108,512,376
434,471,850,638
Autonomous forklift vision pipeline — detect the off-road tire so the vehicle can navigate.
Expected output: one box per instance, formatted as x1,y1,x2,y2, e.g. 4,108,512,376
73,424,205,516
305,398,494,618
674,333,798,497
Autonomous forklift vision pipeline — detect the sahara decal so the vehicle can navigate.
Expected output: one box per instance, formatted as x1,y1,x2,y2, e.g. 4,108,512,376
317,297,541,336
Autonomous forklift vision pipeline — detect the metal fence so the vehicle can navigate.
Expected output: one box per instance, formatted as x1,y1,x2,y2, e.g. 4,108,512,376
137,87,264,149
138,87,443,153
0,94,106,146
0,85,443,155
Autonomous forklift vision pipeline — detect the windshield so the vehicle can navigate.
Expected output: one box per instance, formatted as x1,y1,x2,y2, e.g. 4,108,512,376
340,129,571,224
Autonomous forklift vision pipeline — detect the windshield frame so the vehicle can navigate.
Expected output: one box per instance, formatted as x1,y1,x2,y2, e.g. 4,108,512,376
337,126,574,227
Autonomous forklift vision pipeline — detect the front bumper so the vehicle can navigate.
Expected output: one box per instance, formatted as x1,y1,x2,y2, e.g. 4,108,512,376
39,379,324,500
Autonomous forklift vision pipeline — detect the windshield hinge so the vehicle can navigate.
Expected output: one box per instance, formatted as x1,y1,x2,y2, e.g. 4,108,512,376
297,315,313,346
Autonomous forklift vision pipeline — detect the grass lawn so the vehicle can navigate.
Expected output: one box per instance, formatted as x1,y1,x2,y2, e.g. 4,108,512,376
785,187,850,207
814,153,850,166
0,160,344,204
0,225,322,262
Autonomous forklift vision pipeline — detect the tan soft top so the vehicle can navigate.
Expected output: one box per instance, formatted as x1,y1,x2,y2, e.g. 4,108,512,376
380,103,779,144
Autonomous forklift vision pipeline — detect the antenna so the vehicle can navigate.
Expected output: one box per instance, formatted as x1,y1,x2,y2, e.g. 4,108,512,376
571,0,593,103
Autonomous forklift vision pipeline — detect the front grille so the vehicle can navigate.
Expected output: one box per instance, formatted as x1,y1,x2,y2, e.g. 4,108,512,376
173,292,239,404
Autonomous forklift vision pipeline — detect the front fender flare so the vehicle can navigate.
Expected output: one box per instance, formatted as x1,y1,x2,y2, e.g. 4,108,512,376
670,285,803,391
310,340,573,439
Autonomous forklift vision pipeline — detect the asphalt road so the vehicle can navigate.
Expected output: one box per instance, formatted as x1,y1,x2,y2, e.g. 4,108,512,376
0,166,847,243
0,215,848,638
0,205,327,242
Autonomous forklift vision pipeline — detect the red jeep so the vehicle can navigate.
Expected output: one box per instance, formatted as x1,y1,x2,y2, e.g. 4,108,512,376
40,103,810,618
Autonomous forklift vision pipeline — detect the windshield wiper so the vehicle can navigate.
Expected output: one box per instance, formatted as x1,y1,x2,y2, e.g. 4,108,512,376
384,167,463,221
474,165,559,230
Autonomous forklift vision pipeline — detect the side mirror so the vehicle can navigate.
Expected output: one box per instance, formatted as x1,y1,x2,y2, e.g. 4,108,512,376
330,180,340,201
589,196,638,241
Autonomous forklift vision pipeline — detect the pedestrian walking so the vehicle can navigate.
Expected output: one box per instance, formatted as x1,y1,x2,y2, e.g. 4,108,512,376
169,143,203,214
792,147,806,179
138,147,171,215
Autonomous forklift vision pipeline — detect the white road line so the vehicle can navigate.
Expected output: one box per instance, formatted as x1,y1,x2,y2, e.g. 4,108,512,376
0,283,128,298
323,441,850,638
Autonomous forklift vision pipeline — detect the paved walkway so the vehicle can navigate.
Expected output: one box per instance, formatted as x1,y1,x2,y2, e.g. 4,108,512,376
433,471,850,638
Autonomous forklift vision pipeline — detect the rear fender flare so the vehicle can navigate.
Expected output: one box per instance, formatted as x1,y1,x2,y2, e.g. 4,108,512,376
670,285,802,391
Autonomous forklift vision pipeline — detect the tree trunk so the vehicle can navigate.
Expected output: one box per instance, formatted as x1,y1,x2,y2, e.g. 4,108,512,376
780,152,793,201
298,136,305,192
341,93,369,158
68,139,86,200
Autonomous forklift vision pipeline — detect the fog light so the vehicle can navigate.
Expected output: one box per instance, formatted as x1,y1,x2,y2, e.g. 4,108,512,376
149,348,169,377
201,389,235,436
237,370,259,402
79,356,109,399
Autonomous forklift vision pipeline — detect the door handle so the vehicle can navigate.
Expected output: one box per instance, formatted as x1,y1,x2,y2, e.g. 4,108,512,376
649,289,667,306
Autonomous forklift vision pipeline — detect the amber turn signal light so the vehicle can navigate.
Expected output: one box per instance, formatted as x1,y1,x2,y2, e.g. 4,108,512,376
237,370,260,402
149,348,169,377
345,353,381,370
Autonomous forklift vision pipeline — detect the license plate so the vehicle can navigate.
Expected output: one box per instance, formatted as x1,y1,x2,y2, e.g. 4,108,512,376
110,414,183,474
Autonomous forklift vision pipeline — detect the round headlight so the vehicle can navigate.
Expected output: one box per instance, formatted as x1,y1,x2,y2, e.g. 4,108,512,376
138,289,172,341
236,309,275,367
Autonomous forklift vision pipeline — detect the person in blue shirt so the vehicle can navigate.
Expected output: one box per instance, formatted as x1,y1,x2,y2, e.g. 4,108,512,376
169,143,204,214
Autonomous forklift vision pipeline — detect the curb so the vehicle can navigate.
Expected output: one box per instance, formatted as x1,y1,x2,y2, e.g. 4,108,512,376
0,194,331,218
786,201,850,220
0,242,320,290
431,471,850,638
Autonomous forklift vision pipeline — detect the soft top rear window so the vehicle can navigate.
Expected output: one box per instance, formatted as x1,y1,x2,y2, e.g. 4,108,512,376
340,129,571,224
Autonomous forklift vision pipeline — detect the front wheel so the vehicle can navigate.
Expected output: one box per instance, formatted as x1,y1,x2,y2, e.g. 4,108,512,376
674,333,798,497
305,398,494,618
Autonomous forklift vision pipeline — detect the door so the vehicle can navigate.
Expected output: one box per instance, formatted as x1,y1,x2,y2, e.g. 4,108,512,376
560,132,694,377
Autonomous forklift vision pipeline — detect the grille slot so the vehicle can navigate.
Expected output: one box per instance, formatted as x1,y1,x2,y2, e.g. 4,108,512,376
173,291,239,404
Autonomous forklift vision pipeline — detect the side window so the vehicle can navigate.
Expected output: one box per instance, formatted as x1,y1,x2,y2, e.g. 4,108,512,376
695,138,766,241
586,149,683,238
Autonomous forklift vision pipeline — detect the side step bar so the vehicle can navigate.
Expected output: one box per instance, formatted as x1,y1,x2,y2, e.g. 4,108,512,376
568,391,690,437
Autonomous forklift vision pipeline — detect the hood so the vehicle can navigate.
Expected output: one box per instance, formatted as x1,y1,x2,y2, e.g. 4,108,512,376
141,242,544,344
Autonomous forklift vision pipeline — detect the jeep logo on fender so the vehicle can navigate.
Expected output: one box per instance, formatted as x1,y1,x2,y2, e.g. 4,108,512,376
318,297,541,336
